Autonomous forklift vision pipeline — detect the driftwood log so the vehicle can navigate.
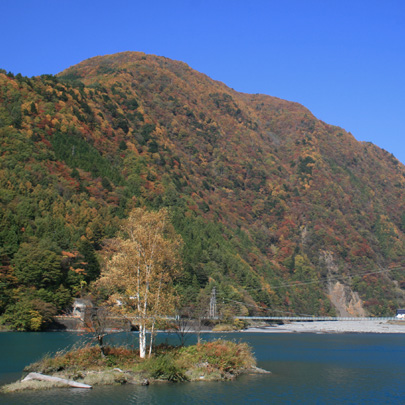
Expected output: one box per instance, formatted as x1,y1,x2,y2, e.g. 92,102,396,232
22,372,92,389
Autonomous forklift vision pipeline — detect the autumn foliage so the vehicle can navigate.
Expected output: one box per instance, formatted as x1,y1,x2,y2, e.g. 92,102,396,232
0,52,404,326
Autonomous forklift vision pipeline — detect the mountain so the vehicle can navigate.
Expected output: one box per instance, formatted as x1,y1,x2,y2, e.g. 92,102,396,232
0,52,404,329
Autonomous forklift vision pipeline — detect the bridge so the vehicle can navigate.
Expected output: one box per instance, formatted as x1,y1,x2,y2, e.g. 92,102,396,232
236,316,398,321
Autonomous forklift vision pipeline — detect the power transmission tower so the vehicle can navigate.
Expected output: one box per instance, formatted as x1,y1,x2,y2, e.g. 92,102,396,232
209,287,217,319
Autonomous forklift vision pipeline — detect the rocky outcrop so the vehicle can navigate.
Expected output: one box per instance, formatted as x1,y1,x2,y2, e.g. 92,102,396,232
320,251,366,317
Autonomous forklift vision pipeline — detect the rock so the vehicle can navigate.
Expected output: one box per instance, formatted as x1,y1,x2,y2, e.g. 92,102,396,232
249,366,271,374
22,372,92,389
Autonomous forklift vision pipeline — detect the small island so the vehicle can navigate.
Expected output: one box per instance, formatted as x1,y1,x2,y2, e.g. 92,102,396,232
1,340,269,393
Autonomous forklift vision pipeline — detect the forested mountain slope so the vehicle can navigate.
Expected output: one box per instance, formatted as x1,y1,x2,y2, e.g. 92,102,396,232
0,52,404,329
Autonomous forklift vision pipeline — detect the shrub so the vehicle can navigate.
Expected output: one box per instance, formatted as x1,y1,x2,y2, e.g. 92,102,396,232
147,355,186,382
176,340,255,376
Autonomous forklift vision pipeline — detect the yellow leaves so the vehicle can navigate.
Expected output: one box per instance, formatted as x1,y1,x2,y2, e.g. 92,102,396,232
29,310,43,331
262,282,275,296
293,254,305,269
126,142,139,154
85,226,94,241
154,125,164,136
21,101,32,112
98,207,183,319
52,200,65,217
72,88,81,101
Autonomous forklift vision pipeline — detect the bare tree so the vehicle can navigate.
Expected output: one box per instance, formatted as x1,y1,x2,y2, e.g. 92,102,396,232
81,306,130,356
173,308,194,346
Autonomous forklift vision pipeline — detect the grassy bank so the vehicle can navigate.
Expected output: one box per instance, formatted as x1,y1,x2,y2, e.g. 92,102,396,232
2,340,266,392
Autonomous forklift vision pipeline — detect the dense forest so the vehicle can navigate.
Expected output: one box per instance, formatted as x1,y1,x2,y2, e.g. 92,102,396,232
0,52,404,330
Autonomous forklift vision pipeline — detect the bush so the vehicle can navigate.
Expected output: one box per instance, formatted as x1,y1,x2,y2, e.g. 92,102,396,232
176,340,255,376
148,355,186,382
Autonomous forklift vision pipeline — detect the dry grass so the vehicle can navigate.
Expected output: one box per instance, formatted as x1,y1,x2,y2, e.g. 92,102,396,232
2,379,69,393
175,339,256,378
24,345,140,374
2,340,258,392
212,324,237,332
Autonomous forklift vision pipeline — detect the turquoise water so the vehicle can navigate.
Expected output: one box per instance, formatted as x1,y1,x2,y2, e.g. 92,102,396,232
1,332,405,404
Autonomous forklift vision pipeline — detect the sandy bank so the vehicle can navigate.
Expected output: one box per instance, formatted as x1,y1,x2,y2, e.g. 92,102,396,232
244,320,405,334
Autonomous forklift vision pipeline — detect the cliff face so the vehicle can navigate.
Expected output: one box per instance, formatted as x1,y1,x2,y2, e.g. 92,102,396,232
0,52,404,321
320,251,366,316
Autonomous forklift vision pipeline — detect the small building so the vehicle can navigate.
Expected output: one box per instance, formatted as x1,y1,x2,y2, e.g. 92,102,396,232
72,299,93,319
396,309,405,319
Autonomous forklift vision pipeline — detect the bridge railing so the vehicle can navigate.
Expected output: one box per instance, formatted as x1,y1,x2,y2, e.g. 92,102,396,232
235,316,399,321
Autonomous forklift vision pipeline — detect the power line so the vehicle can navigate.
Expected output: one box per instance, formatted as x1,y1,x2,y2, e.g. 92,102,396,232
221,297,315,317
213,265,404,316
238,265,405,292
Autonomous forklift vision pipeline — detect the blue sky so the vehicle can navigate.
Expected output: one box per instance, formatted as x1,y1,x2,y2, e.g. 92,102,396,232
1,0,404,164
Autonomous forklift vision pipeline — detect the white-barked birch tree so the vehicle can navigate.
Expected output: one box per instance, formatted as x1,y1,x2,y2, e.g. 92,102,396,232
97,207,182,358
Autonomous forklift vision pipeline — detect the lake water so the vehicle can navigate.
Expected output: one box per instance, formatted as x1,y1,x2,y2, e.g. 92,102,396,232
1,331,405,404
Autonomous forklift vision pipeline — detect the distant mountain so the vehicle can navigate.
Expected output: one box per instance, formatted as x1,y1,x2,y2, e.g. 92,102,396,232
0,52,404,328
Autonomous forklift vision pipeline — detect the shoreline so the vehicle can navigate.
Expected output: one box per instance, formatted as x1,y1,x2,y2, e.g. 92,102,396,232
3,321,405,334
1,340,264,393
243,320,405,334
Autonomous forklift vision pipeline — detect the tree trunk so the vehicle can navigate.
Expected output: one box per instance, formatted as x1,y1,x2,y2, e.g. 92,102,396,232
148,320,155,358
97,334,106,357
197,317,202,344
139,323,146,358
